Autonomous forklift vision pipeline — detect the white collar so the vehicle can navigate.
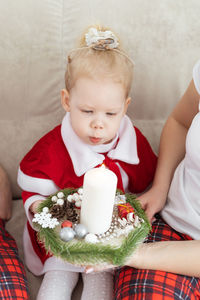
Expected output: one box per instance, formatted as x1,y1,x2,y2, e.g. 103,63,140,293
61,113,139,176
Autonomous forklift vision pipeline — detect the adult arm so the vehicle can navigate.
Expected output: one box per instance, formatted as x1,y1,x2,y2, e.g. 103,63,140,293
0,165,12,220
139,80,200,222
126,239,200,277
85,239,200,277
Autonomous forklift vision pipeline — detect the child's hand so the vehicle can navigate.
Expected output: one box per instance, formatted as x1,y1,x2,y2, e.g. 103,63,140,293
30,200,43,214
137,187,167,223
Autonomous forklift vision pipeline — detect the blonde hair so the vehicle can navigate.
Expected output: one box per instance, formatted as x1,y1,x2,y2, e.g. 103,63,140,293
65,25,133,97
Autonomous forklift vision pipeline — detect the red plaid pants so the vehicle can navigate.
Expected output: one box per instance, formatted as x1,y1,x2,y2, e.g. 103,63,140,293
0,219,29,299
114,215,200,300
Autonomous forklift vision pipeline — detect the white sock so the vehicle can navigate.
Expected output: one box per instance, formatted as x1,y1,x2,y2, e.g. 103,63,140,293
81,271,113,300
37,270,79,300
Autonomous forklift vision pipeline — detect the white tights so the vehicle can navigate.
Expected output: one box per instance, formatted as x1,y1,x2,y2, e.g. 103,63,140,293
81,271,113,300
37,270,79,300
37,270,113,300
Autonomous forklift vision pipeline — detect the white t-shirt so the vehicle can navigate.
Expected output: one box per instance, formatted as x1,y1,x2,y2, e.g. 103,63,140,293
161,61,200,239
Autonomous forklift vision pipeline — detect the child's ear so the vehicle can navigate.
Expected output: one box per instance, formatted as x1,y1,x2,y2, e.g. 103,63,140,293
61,89,70,112
124,97,131,114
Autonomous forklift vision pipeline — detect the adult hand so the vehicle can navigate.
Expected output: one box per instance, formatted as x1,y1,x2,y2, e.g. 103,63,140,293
137,187,167,223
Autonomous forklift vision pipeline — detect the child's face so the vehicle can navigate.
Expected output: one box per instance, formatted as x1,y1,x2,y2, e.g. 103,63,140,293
61,77,130,145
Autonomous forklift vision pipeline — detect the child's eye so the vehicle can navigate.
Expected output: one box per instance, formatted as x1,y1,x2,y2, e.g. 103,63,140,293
106,112,117,116
82,110,93,114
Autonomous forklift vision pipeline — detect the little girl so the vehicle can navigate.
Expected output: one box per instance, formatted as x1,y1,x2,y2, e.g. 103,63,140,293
17,26,157,300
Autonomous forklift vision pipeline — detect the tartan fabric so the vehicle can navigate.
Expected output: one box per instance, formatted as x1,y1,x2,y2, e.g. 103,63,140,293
114,215,200,300
0,219,29,299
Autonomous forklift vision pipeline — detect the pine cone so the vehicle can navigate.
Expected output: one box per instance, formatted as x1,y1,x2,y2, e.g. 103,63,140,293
66,203,78,222
66,201,75,209
50,204,66,220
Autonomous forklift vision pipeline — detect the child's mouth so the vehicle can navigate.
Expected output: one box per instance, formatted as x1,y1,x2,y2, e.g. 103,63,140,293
89,137,101,144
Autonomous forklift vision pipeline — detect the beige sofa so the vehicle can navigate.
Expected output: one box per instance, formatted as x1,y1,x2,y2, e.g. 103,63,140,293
1,0,200,299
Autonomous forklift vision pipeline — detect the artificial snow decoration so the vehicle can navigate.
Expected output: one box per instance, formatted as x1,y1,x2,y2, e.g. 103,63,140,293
33,211,59,229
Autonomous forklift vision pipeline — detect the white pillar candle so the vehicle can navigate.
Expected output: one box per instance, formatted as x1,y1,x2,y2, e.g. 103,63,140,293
80,165,117,234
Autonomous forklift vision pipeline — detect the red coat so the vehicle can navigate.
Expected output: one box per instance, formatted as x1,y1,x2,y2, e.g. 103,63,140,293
18,119,157,274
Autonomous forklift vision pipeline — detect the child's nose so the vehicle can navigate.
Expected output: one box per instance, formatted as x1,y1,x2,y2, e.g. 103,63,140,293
91,119,103,129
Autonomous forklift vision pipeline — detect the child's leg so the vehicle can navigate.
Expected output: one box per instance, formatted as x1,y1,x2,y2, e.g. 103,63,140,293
81,271,113,300
37,270,79,300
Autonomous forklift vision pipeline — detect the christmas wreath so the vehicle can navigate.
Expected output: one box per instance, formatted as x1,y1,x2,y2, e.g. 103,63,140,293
33,188,151,266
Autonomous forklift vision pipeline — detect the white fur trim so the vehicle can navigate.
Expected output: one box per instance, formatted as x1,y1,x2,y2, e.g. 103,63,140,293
24,195,46,230
61,113,139,177
23,224,44,276
17,167,59,196
108,115,139,164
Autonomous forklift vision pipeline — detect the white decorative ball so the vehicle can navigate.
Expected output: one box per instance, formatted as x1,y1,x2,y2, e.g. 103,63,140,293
67,195,74,202
73,193,79,201
57,192,64,199
42,207,49,213
60,227,75,242
57,199,64,206
51,196,58,202
78,188,83,195
74,224,88,239
75,200,82,208
85,233,98,244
